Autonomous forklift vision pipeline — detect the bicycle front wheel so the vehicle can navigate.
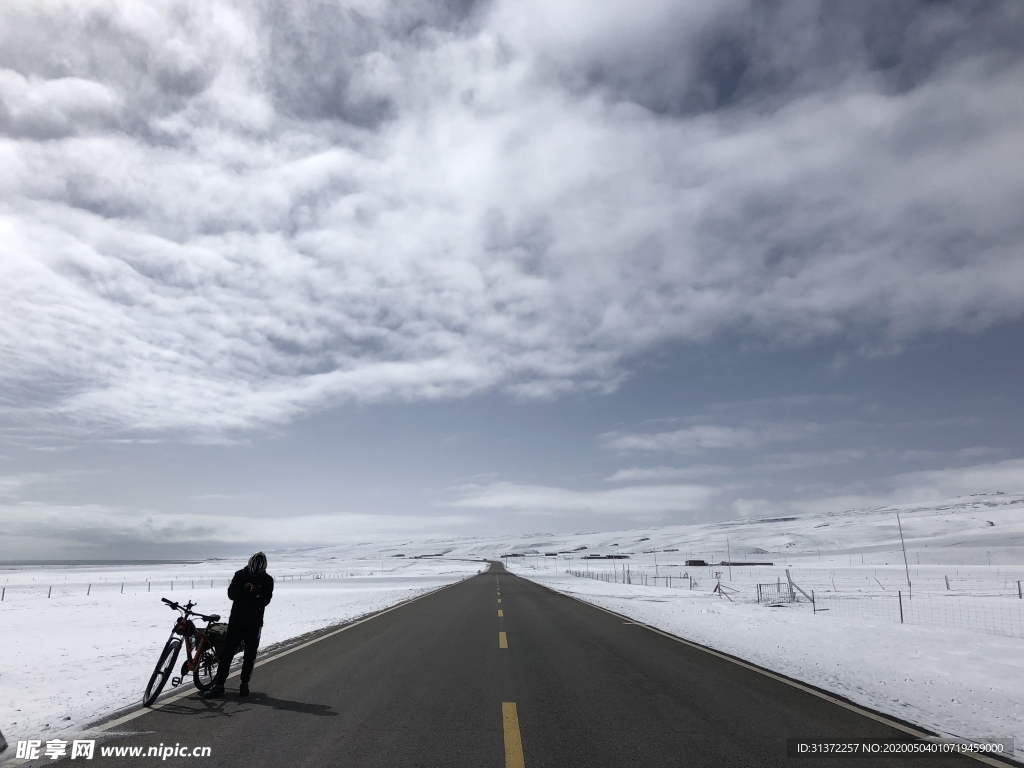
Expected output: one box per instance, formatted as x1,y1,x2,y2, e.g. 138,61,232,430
192,647,219,692
143,637,182,707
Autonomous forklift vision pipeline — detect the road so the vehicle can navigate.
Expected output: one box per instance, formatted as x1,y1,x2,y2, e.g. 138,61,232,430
86,563,979,767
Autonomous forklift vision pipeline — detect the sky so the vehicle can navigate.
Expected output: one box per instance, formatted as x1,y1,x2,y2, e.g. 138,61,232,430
1,0,1023,559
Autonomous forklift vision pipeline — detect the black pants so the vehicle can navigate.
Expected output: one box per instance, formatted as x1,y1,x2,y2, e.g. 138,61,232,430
215,624,262,686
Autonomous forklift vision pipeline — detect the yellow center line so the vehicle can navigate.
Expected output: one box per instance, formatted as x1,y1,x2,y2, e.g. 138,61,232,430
498,609,503,617
499,631,508,648
502,702,526,768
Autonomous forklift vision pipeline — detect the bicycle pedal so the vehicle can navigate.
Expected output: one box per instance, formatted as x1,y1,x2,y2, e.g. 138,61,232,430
171,676,182,687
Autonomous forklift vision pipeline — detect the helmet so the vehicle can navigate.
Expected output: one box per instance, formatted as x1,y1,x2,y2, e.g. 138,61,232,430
247,551,267,574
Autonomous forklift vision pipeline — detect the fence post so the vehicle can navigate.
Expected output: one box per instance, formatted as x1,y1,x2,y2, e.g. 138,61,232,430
1,587,4,601
87,584,91,596
148,581,151,592
945,575,950,590
121,582,124,594
812,589,816,614
898,590,904,623
1018,581,1022,599
48,586,52,598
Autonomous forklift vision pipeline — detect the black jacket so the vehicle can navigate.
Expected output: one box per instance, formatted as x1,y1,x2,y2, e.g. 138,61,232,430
227,568,274,628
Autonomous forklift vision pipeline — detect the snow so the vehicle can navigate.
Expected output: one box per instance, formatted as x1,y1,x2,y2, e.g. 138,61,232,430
3,492,1022,756
494,493,1024,753
504,568,1022,750
0,553,483,747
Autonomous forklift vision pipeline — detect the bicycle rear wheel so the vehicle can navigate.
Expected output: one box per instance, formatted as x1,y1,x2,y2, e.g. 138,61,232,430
192,647,219,692
143,637,181,707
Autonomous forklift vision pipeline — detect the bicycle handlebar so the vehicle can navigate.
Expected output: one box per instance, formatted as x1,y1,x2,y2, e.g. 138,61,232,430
162,598,193,609
161,597,219,622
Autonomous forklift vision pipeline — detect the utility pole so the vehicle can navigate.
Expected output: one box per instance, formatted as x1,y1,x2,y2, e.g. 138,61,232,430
727,538,732,581
897,513,912,599
654,542,659,580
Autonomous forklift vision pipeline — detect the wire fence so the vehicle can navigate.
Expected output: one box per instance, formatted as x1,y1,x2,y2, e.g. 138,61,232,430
756,582,795,604
0,571,377,602
811,593,1024,640
566,568,698,588
0,578,231,601
560,566,1024,640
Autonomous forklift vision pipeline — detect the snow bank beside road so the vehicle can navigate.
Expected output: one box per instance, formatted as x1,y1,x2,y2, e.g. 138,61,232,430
508,566,1024,754
0,556,483,747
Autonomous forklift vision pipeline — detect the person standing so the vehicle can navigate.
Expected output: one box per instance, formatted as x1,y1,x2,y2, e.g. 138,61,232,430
204,551,274,698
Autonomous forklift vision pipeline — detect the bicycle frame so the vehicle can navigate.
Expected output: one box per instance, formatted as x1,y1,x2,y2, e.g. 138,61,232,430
163,599,221,686
172,615,211,674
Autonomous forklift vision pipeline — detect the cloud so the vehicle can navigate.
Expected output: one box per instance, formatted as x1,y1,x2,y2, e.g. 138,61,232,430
0,470,86,498
899,447,1000,463
885,457,1024,502
0,472,51,497
605,450,865,482
605,465,732,483
754,449,866,471
443,481,717,515
0,501,478,558
2,1,1023,436
602,425,759,453
733,457,1024,517
601,423,808,453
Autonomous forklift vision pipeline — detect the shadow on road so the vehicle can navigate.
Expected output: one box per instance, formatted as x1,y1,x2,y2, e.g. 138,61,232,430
153,693,336,720
241,694,337,717
153,699,241,721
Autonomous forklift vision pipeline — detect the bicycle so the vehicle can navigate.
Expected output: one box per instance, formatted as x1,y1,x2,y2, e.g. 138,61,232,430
143,598,224,706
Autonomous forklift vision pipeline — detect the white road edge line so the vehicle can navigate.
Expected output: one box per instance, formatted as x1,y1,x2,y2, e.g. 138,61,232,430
523,575,1017,768
96,573,477,733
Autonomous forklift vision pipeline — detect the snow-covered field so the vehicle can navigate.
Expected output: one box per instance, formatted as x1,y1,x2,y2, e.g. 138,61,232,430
2,492,1022,757
0,552,483,747
491,493,1024,754
505,568,1022,751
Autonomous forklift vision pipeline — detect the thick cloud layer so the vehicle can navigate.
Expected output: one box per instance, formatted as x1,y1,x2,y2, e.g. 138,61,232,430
3,0,1023,435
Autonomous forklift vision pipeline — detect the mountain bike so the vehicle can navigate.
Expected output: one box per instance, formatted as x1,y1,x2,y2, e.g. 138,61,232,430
143,598,224,706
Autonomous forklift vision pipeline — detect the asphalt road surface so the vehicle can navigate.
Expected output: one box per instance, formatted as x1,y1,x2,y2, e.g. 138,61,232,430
86,563,980,767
